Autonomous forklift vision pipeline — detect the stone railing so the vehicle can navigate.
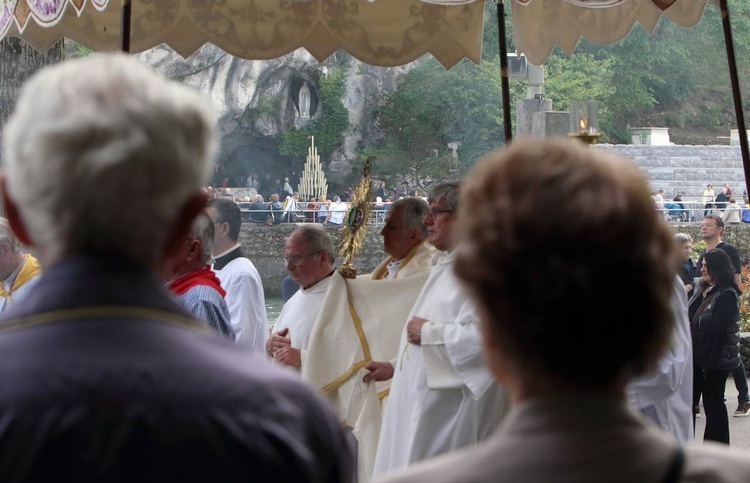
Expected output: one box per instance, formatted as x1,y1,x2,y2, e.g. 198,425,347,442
240,220,750,297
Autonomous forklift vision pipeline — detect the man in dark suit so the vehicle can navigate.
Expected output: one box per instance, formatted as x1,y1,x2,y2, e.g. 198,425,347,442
0,53,353,482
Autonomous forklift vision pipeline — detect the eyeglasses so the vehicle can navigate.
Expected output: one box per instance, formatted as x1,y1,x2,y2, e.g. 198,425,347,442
283,250,323,267
426,208,454,218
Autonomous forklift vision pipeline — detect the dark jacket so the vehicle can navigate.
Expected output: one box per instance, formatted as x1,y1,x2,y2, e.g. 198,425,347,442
689,284,741,371
0,255,353,482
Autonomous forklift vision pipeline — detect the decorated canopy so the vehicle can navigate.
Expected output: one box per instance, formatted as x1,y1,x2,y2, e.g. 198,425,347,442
510,0,718,65
0,0,485,68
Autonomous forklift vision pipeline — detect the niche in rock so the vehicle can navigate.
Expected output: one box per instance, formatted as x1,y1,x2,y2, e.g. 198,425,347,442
290,78,319,119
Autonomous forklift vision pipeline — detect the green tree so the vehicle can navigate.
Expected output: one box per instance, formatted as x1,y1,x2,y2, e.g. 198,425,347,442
372,57,505,187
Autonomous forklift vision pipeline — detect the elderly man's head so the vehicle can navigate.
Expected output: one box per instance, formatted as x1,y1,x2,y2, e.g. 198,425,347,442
380,198,428,260
0,218,25,280
165,212,215,280
424,182,460,252
284,225,335,289
2,54,215,269
455,139,674,392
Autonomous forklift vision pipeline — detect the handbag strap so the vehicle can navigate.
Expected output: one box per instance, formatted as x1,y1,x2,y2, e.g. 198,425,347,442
660,445,685,483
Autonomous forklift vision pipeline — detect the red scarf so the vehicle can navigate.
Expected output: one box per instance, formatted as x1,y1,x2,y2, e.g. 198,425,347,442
167,266,226,298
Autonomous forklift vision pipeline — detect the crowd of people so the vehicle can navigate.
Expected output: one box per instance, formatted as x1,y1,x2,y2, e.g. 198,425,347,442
656,183,750,224
1,53,750,481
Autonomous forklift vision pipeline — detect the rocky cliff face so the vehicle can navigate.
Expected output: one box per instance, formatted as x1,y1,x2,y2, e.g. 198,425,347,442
138,45,412,190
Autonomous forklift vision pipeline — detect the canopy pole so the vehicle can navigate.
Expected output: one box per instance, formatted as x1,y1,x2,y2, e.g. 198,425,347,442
496,0,513,144
720,0,749,195
121,0,132,53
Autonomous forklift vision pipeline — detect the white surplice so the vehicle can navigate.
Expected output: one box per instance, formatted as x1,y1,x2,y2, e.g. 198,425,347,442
627,275,693,441
302,254,431,482
369,242,435,281
214,256,268,352
273,275,332,352
373,252,508,477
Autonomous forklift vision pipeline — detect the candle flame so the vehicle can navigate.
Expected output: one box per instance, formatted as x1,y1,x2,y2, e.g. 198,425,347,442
579,118,587,132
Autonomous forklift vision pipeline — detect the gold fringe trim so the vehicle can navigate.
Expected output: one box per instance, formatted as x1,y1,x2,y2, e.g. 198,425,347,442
0,305,207,334
319,278,373,394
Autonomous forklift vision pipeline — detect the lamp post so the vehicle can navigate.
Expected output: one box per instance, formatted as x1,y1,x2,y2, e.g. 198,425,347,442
568,100,602,145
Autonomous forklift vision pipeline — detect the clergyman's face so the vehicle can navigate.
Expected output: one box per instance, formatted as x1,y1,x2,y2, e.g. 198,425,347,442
423,199,455,251
380,206,417,260
284,232,324,289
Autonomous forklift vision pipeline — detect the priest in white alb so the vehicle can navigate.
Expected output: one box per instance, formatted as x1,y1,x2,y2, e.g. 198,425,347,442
301,197,434,481
365,182,509,477
369,198,435,281
266,224,336,369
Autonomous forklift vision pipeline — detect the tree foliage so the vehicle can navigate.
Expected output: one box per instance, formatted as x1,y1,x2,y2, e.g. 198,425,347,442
370,57,506,187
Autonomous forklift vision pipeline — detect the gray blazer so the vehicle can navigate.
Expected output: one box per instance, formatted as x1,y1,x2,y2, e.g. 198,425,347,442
376,395,750,483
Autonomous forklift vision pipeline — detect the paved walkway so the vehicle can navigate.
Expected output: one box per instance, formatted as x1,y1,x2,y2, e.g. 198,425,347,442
694,377,750,450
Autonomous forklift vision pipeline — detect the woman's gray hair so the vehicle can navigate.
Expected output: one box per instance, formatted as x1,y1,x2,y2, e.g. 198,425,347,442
674,233,692,245
191,212,215,265
3,54,216,267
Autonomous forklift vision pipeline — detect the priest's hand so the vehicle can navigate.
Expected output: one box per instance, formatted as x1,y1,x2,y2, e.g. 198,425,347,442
363,361,394,383
266,328,291,357
406,316,427,346
274,346,301,368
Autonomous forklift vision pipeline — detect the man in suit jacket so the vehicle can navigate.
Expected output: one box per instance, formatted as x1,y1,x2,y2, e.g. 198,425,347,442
377,139,750,483
0,53,353,482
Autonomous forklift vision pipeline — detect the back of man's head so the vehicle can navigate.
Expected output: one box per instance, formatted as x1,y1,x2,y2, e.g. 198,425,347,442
389,198,429,239
3,54,216,268
207,198,242,242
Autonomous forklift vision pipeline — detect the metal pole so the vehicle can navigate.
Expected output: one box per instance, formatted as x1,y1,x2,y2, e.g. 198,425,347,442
496,0,513,144
720,0,750,195
121,0,132,53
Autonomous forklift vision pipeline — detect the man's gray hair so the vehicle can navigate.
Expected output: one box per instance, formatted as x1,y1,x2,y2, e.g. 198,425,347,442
674,233,692,245
429,182,461,212
294,224,336,264
3,54,216,267
389,198,429,238
191,212,215,265
255,194,264,203
0,218,21,254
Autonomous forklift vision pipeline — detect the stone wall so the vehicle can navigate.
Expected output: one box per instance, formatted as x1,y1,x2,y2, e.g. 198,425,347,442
595,144,747,199
244,221,750,296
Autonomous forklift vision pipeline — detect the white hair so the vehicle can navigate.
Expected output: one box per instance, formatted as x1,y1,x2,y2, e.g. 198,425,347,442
0,218,20,254
3,54,217,266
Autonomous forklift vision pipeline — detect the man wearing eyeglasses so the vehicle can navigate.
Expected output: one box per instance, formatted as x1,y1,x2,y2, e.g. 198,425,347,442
366,182,508,477
266,224,336,369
